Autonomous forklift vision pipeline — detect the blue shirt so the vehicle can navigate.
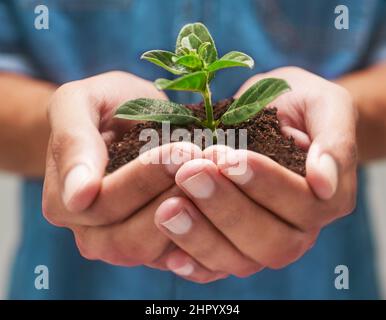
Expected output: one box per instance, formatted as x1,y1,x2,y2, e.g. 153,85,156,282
1,0,385,299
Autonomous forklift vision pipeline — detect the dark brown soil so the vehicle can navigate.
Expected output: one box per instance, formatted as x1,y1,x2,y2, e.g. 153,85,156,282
106,98,307,176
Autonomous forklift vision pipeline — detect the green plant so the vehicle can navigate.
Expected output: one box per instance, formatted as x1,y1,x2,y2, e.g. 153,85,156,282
115,22,290,134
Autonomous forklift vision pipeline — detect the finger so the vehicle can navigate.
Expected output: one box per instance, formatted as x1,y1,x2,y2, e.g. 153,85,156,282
305,85,357,200
44,142,201,227
72,185,184,266
175,159,314,269
164,248,228,284
48,83,108,212
86,142,202,225
252,69,356,200
47,72,169,213
280,126,311,149
204,145,331,230
155,197,263,277
145,242,178,271
235,69,357,201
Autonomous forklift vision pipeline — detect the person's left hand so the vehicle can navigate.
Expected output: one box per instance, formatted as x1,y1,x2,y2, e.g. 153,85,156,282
153,67,358,283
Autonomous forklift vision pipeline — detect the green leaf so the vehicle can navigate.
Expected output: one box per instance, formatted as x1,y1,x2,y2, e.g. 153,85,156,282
221,78,291,125
154,71,207,92
114,98,201,125
176,23,217,64
180,34,202,51
207,51,254,72
198,42,211,60
176,47,191,56
174,55,203,70
228,78,291,111
221,102,266,125
141,50,187,75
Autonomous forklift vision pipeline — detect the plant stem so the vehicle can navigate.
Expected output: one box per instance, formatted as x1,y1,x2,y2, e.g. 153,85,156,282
202,83,215,132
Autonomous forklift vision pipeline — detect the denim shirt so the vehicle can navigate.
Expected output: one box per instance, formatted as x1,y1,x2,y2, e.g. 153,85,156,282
1,0,385,299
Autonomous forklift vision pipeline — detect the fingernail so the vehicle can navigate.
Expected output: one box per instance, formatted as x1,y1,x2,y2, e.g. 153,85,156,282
63,164,91,208
181,171,215,199
161,209,192,235
318,153,338,199
170,263,194,276
222,164,253,185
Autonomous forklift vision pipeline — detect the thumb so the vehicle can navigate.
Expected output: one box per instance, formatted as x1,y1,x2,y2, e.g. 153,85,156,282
305,89,357,200
48,85,108,212
307,143,340,200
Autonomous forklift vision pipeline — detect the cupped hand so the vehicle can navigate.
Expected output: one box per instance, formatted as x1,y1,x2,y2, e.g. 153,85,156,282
154,67,358,283
42,71,201,268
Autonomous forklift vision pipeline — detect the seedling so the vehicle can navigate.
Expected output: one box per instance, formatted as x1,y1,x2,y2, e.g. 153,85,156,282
115,22,290,135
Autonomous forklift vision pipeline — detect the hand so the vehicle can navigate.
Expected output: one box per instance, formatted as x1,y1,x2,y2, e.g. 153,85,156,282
42,71,201,268
154,67,357,283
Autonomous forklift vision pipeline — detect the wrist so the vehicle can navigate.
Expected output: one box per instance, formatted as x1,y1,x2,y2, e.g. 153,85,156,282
0,73,57,176
336,66,386,162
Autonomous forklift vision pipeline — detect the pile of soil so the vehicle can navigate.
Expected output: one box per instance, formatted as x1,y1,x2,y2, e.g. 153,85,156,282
106,98,307,176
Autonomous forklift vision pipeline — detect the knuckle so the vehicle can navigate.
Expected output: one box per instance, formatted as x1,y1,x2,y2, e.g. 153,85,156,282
138,247,161,264
48,81,85,118
306,231,319,250
58,81,78,92
77,244,94,261
302,219,323,232
268,252,298,269
297,206,325,231
265,232,309,269
78,246,96,261
105,70,127,78
326,181,357,221
281,66,304,74
233,265,262,278
51,82,81,105
345,195,357,215
193,275,217,284
50,84,69,104
105,70,146,85
56,82,75,94
74,230,96,261
275,66,308,77
216,209,243,230
42,210,64,227
190,245,219,270
339,192,357,218
41,198,66,228
334,84,353,103
111,236,160,265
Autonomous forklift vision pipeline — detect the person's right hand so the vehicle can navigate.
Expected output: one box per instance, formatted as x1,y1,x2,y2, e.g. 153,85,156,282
152,67,358,283
42,71,201,268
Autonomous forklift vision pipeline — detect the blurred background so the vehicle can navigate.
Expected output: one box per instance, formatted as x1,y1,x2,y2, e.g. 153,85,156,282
1,163,386,299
